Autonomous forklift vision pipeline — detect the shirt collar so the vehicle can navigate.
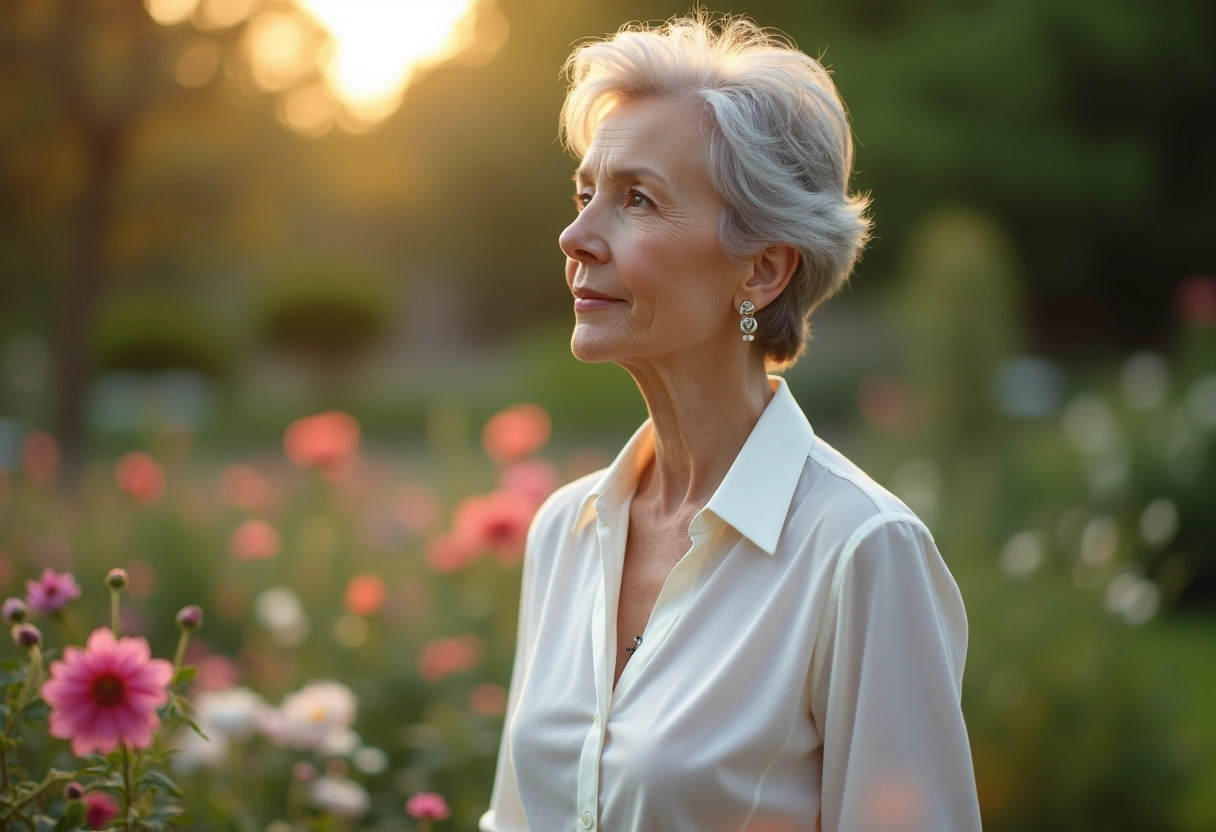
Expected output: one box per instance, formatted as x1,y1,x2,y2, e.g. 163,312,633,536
572,377,815,556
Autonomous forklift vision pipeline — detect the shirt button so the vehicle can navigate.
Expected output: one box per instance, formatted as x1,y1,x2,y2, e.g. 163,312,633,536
593,713,600,726
580,812,594,829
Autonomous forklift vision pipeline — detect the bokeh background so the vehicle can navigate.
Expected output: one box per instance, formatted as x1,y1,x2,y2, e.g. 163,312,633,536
2,0,1215,829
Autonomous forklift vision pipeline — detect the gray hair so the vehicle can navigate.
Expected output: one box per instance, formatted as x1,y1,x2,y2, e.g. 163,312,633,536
561,14,872,368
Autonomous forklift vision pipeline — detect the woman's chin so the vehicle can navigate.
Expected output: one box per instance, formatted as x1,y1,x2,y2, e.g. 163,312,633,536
569,327,620,365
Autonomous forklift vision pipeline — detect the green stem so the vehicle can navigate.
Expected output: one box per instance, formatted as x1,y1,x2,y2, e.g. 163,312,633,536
0,768,72,820
2,648,43,789
55,608,83,644
110,587,121,636
122,745,133,832
172,631,190,673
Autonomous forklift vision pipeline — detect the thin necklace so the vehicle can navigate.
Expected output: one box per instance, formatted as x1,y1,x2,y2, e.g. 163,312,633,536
624,634,643,653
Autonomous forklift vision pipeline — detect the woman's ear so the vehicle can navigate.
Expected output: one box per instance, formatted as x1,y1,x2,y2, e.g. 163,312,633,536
739,244,799,311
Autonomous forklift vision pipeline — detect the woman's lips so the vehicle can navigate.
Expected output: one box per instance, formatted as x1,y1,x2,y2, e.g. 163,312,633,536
574,297,622,311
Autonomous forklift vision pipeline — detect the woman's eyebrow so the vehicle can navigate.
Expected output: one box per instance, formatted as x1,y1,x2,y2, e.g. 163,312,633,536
573,165,671,189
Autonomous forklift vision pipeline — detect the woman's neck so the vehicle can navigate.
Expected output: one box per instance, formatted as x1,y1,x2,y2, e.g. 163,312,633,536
621,347,774,517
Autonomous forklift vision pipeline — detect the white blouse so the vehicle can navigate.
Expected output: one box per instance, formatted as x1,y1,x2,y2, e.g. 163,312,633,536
481,378,982,832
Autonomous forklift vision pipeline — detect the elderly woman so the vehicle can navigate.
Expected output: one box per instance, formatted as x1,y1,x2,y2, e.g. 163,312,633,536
482,15,981,832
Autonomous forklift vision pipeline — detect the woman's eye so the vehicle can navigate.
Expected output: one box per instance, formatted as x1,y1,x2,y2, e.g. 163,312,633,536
626,189,654,209
573,191,593,211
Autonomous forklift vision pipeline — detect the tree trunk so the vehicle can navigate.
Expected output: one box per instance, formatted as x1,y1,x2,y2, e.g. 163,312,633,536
53,125,124,487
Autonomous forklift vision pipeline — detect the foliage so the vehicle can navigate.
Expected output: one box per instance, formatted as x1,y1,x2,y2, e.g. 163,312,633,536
94,294,233,380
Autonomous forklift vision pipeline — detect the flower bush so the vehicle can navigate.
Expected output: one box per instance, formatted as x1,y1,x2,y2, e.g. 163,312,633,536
1,570,199,829
0,370,1211,831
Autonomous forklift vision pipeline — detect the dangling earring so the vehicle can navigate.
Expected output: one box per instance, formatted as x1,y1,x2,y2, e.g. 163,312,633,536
739,300,757,342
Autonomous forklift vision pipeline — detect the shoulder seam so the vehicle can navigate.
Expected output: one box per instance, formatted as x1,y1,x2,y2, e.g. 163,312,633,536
808,512,927,694
808,445,896,515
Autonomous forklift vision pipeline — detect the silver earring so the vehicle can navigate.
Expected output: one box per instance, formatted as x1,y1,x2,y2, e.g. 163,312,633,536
739,300,757,341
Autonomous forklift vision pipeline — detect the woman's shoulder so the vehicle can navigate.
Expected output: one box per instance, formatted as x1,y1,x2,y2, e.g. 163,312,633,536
527,468,605,545
783,435,932,557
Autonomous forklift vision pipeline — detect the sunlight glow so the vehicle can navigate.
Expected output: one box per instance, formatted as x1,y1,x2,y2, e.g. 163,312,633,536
295,0,494,125
144,0,200,26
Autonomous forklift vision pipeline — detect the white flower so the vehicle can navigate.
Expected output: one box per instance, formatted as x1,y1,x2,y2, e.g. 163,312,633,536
310,775,370,819
170,725,228,774
267,680,358,751
255,587,309,647
195,687,268,741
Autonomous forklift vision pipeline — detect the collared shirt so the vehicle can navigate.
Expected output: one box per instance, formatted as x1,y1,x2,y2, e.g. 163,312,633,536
481,378,982,832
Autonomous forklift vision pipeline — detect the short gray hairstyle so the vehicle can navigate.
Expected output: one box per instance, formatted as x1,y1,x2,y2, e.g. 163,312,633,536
561,14,872,368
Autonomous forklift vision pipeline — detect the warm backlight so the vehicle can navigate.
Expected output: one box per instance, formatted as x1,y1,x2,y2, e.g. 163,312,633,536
149,0,503,135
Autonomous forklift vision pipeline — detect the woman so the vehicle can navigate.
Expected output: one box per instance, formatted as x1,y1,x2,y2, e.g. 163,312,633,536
482,15,982,832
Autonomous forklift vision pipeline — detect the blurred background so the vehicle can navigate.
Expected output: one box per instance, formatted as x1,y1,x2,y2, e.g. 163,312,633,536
1,0,1214,829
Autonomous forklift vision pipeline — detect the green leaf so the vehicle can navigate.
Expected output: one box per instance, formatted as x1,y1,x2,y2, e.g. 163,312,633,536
137,768,183,798
171,666,197,687
53,800,85,831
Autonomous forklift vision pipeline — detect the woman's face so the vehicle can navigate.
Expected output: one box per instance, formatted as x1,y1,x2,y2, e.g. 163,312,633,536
559,97,748,367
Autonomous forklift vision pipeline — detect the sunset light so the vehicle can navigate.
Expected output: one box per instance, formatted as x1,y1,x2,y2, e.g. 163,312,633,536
147,0,507,134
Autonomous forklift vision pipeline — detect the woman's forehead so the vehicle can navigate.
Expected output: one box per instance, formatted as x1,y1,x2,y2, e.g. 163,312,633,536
576,98,707,184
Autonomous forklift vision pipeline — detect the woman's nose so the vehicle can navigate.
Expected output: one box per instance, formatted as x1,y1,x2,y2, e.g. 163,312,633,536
558,208,609,265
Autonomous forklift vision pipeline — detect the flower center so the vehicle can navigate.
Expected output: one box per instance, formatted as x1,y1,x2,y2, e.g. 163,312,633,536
486,521,514,543
91,674,126,706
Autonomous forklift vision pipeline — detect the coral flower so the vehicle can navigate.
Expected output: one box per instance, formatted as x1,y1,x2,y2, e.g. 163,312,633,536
41,627,173,757
407,791,452,821
22,431,59,485
482,403,551,462
416,634,484,683
83,791,120,830
229,519,281,561
451,489,537,566
343,573,386,617
217,464,276,513
283,411,360,471
25,568,82,614
425,535,478,574
114,452,166,503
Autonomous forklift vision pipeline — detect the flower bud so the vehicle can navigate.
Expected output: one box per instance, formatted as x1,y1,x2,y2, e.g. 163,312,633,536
175,604,203,631
292,761,317,783
106,568,129,590
64,781,84,801
2,597,26,623
11,623,42,650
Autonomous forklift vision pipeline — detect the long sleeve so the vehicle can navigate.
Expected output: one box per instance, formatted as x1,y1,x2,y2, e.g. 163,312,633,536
812,517,982,832
479,522,541,832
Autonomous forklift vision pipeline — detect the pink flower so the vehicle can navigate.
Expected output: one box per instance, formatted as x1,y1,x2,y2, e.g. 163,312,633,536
83,791,120,830
114,452,165,503
229,519,281,561
416,634,484,683
284,411,360,472
25,568,81,614
482,403,551,462
500,459,560,505
451,489,537,566
1176,274,1216,328
41,627,173,757
406,791,451,821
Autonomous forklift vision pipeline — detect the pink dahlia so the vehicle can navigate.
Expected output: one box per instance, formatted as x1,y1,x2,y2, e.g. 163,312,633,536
83,791,120,829
25,568,82,614
406,791,451,821
41,627,174,757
